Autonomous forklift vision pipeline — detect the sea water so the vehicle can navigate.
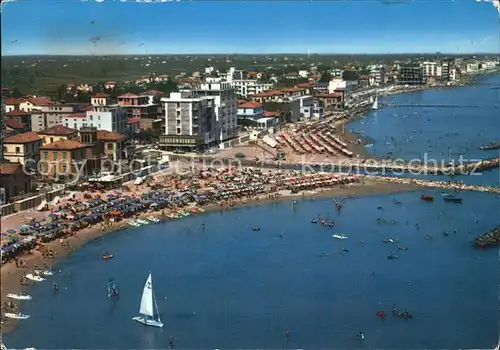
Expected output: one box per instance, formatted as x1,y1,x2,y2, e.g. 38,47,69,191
4,189,500,349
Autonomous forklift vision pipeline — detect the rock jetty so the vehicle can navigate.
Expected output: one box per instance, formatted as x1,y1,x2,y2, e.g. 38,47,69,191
474,227,500,248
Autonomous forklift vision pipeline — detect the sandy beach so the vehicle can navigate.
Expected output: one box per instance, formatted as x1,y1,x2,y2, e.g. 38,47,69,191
0,177,418,334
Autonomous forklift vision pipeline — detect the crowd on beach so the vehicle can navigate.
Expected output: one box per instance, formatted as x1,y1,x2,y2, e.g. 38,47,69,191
0,167,362,266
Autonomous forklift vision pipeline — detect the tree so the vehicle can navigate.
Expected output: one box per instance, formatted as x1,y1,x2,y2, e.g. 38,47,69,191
342,70,359,81
318,71,331,83
11,87,23,98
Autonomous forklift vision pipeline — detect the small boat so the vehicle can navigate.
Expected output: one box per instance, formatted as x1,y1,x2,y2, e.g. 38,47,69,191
387,254,399,260
444,196,462,203
479,141,500,150
132,272,164,328
441,192,453,197
7,293,32,301
128,220,141,227
42,270,54,276
26,274,45,282
420,195,434,201
332,233,348,240
4,312,31,320
148,217,160,223
108,279,119,298
102,253,114,260
136,219,150,225
392,199,402,204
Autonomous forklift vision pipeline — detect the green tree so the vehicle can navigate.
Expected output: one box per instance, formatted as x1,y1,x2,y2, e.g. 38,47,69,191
318,71,331,83
342,70,359,81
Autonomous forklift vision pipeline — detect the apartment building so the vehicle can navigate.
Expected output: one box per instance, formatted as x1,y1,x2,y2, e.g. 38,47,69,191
192,83,238,141
231,79,274,99
3,132,42,169
30,103,77,132
398,64,425,85
63,106,128,135
160,91,217,152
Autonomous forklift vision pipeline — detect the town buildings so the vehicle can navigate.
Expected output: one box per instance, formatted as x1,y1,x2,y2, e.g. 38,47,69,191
0,162,32,204
237,102,275,130
160,91,217,152
398,64,425,85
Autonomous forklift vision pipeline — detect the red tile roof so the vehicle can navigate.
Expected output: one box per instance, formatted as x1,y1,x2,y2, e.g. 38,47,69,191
127,117,140,124
92,93,110,98
96,130,125,142
118,93,139,98
4,118,26,130
263,111,281,118
0,162,22,175
239,102,263,109
6,110,30,117
26,96,53,105
39,125,78,136
41,139,87,150
5,98,22,105
4,132,41,144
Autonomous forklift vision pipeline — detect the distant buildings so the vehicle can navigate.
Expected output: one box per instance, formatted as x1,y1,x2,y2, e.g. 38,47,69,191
398,64,424,85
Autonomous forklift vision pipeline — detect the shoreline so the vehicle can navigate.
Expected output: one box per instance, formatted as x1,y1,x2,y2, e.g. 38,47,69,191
0,179,418,335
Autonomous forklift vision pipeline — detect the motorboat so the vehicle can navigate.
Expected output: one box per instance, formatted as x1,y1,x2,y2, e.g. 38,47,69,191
332,233,348,240
25,274,45,282
136,219,150,225
148,217,160,223
420,195,434,201
7,293,32,301
128,220,141,227
441,192,453,197
102,253,114,260
387,254,399,260
4,312,31,320
443,196,462,203
34,269,54,276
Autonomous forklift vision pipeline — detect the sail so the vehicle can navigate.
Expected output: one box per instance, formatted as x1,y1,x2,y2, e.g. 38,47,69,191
372,97,378,109
139,273,154,317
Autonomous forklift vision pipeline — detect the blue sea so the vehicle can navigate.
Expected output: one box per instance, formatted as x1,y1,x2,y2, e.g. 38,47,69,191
349,74,500,187
4,77,500,349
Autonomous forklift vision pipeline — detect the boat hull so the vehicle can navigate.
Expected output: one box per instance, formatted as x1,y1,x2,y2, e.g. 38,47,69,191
26,274,45,282
7,294,32,300
4,313,30,320
132,316,164,328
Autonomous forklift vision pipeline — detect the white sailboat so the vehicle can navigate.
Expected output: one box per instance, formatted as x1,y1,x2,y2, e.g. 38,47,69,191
132,272,163,328
372,95,379,110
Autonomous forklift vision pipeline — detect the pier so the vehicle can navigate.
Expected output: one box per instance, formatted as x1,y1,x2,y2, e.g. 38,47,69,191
300,157,500,176
365,175,500,194
382,103,499,109
474,227,500,248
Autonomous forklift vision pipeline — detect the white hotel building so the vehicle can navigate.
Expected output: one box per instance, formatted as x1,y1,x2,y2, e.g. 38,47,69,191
160,91,217,151
63,95,128,134
192,82,238,142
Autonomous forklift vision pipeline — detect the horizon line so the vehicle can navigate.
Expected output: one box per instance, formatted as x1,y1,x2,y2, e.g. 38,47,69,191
2,52,500,57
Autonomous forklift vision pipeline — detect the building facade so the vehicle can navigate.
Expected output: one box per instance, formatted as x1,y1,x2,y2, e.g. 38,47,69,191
398,65,424,86
193,83,238,141
63,107,128,135
3,132,42,169
160,91,217,152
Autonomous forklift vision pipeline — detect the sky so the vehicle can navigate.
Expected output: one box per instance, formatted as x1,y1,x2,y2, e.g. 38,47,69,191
1,0,500,55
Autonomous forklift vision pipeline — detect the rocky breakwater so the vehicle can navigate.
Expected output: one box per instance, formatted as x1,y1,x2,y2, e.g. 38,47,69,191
474,227,500,248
